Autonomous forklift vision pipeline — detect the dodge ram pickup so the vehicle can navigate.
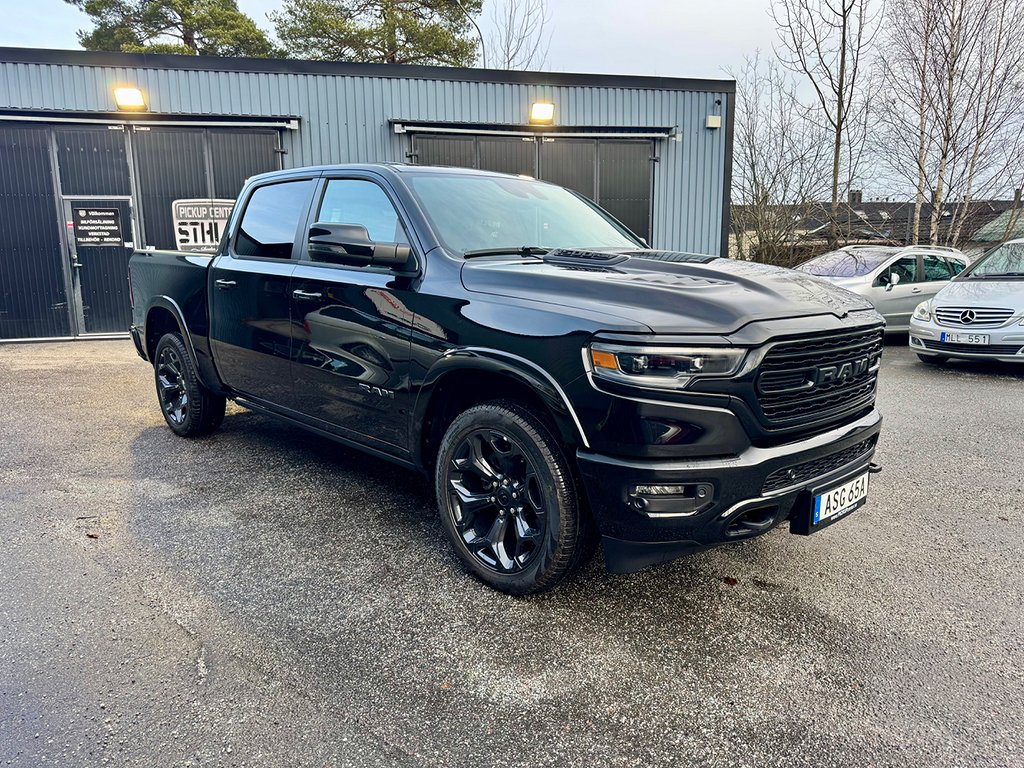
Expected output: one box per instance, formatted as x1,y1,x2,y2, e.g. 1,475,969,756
129,164,884,594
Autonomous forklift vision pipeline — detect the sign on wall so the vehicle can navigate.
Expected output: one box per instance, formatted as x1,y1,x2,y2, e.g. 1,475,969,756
73,208,123,248
172,199,235,253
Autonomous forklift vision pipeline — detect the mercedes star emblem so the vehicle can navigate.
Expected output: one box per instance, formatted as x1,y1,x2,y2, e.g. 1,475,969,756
960,309,976,324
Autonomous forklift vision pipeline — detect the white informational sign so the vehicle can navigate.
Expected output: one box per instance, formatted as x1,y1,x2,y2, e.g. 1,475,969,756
172,199,235,253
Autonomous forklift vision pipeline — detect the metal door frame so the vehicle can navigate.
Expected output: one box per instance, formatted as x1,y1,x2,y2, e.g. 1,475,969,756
60,194,136,337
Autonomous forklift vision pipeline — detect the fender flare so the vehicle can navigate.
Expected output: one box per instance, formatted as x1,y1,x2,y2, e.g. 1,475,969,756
412,347,591,466
143,297,222,391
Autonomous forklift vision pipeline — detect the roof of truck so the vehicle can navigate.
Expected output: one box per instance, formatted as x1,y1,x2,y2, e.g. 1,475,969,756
246,163,540,186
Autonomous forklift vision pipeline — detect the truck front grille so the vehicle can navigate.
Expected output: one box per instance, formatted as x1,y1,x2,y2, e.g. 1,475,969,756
755,326,883,430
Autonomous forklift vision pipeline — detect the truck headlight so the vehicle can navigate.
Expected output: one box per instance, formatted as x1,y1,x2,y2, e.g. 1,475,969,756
912,301,932,322
588,342,747,390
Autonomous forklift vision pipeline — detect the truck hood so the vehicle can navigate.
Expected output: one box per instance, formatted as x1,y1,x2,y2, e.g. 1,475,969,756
460,249,874,335
934,278,1024,310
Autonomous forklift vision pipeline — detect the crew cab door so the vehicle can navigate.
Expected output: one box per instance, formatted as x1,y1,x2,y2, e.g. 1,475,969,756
289,175,418,452
208,175,318,404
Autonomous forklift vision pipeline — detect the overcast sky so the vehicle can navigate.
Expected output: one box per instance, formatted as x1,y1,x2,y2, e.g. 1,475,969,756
0,0,776,80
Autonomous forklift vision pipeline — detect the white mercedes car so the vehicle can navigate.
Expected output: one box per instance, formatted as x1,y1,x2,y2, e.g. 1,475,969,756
909,238,1024,364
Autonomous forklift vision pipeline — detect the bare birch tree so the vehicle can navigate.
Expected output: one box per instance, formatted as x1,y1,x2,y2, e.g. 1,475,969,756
772,0,879,246
942,0,1024,245
729,54,831,266
482,0,550,69
875,0,1024,246
873,0,940,244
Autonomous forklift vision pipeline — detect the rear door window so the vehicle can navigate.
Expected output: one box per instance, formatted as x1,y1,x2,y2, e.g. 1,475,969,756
923,255,953,281
235,179,316,259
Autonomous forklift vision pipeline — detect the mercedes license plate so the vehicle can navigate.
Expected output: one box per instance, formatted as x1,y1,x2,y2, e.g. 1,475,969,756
940,332,989,344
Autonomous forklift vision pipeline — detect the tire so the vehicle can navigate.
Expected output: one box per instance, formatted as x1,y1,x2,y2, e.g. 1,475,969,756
153,332,226,437
917,353,948,365
434,400,594,595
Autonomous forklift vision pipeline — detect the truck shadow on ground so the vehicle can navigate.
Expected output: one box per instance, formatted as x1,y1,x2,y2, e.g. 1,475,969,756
124,406,875,732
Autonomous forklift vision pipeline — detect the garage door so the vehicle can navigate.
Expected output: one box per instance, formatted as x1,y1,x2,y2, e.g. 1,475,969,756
0,123,282,340
0,125,70,339
412,134,653,242
134,127,280,250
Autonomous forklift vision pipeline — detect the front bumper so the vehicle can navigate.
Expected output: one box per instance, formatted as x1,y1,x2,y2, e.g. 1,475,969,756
577,410,882,573
909,317,1024,362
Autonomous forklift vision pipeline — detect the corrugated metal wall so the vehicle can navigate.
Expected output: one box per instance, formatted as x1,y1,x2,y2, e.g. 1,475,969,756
0,58,731,254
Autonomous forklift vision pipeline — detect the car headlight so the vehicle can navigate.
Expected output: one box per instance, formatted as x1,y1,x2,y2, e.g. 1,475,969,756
912,300,932,322
587,342,748,390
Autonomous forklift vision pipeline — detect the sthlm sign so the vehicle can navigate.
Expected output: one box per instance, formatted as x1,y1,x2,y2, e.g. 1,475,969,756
172,199,234,253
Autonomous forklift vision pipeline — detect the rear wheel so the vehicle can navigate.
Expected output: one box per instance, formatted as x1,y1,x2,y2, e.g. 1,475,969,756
154,332,226,437
435,400,593,595
917,353,948,365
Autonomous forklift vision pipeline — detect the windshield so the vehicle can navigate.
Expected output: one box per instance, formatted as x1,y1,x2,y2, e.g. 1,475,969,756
795,247,898,277
963,241,1024,278
405,173,641,255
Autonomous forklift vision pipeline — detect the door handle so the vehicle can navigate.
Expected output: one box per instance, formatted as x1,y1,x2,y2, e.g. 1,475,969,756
215,279,237,290
292,289,323,301
911,287,922,293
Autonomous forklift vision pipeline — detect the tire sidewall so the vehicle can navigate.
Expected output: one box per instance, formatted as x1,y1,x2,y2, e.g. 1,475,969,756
154,333,207,437
435,402,577,595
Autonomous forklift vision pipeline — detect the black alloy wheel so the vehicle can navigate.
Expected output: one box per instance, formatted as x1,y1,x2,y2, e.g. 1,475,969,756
156,344,189,426
435,400,595,594
446,428,547,573
152,332,226,437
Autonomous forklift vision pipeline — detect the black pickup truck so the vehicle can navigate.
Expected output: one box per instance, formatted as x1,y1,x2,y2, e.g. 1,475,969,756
129,164,883,594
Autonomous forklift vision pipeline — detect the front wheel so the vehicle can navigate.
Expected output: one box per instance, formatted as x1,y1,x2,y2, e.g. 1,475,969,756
153,332,226,437
434,401,594,595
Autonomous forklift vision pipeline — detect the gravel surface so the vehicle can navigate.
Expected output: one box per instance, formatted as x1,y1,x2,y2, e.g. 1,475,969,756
1,339,1022,767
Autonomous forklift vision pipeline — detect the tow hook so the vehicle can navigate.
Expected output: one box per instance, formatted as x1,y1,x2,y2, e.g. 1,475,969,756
868,462,882,475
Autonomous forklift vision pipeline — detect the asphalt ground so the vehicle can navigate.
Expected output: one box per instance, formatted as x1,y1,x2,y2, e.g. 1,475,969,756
1,339,1022,767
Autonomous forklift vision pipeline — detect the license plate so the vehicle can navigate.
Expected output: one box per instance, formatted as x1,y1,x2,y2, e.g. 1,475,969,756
940,332,989,344
812,471,870,526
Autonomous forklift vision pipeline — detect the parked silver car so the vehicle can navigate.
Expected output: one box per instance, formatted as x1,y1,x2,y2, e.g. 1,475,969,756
795,245,970,331
909,238,1024,364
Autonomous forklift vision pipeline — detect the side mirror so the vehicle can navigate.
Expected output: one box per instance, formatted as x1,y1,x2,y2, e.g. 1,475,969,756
886,272,901,291
308,222,412,270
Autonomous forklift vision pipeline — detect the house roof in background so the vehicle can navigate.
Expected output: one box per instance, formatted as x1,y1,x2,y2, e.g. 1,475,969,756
971,207,1024,242
734,199,1018,244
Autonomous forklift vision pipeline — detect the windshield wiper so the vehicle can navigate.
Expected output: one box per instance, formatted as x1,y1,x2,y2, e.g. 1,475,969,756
970,272,1024,278
463,246,551,259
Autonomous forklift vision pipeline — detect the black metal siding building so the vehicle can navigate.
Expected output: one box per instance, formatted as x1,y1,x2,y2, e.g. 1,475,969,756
0,47,735,341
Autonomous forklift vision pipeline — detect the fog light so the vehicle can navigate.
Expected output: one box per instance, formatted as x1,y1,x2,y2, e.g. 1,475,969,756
629,482,714,517
634,484,707,497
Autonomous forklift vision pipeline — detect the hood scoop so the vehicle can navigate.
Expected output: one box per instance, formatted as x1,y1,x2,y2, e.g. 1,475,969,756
541,247,722,269
542,248,631,267
623,249,719,265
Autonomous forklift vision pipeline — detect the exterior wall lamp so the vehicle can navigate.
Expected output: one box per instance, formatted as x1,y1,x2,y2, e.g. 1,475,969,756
113,86,147,111
530,102,555,124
